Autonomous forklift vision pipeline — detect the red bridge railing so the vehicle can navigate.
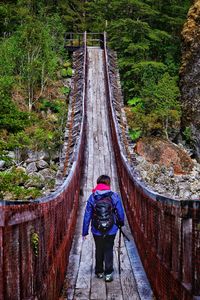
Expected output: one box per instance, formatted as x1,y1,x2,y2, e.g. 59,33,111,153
0,33,87,300
103,32,200,300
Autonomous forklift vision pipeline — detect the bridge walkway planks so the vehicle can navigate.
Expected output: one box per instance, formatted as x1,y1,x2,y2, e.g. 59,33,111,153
60,48,153,300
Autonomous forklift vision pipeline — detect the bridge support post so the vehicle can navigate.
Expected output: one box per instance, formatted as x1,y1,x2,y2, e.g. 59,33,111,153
193,217,200,296
0,227,4,300
182,218,192,288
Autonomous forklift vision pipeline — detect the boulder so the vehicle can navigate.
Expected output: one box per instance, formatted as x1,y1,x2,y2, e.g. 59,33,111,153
38,168,56,180
0,160,5,169
16,166,27,173
7,151,15,159
26,150,48,163
190,181,200,192
3,192,14,201
25,173,45,188
51,151,60,163
27,162,38,174
36,160,49,170
63,78,71,87
26,151,38,163
135,137,194,174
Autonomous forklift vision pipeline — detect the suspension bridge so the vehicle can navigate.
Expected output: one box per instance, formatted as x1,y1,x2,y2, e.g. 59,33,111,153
0,32,199,300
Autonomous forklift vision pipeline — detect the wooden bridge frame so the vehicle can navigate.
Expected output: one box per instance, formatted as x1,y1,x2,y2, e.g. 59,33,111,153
0,32,199,300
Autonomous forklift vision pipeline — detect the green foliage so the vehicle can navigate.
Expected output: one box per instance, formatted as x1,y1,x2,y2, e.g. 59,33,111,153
31,232,39,257
0,36,18,77
0,0,191,199
183,126,192,143
60,67,72,77
0,142,9,162
84,0,190,138
0,2,68,155
121,60,167,98
128,97,143,106
66,67,73,77
38,98,67,113
0,168,29,188
60,68,68,77
63,61,71,68
7,131,31,155
16,19,59,108
27,127,53,152
60,86,70,95
127,73,181,138
0,167,42,200
129,129,142,141
0,94,31,133
0,1,68,113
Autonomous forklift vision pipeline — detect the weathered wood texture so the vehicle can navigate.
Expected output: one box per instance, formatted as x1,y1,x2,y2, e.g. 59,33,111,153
60,48,152,300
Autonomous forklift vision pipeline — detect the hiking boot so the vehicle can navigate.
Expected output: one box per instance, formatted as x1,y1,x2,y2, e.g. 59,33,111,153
105,273,113,282
96,272,104,279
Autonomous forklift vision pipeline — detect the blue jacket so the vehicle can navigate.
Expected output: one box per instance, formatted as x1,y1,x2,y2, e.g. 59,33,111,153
82,190,125,236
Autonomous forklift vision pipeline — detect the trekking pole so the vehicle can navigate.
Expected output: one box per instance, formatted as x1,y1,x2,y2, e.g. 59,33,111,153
119,227,130,241
118,228,122,275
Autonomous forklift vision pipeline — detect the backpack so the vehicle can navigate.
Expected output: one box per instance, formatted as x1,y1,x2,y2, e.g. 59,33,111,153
93,194,115,234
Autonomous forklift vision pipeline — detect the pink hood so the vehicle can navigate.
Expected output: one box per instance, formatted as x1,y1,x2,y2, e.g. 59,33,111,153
92,183,111,193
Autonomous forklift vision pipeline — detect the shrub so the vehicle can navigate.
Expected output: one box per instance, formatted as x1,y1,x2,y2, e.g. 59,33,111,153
127,73,181,139
0,167,42,200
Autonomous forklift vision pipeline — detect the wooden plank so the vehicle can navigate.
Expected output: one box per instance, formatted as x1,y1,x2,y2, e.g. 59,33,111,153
74,288,91,299
61,254,80,299
106,242,123,300
92,50,101,181
114,243,140,300
120,270,140,300
124,236,153,300
97,51,105,175
76,236,93,289
86,55,95,190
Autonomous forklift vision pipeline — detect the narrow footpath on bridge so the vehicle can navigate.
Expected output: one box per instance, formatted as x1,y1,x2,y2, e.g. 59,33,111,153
60,47,153,300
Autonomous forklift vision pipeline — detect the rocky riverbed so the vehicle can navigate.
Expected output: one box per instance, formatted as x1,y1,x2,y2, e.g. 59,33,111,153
135,153,200,200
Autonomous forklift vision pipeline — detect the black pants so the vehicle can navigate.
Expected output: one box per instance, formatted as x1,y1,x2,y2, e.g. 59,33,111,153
93,234,116,275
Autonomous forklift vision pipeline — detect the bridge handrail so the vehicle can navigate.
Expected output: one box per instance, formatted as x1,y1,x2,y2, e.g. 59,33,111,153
0,32,87,300
65,32,104,49
103,31,200,299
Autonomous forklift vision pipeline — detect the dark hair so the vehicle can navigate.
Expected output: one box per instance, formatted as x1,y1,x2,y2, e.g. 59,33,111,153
97,175,111,185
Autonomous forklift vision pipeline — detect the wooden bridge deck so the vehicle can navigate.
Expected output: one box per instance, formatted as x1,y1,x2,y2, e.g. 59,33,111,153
60,48,153,300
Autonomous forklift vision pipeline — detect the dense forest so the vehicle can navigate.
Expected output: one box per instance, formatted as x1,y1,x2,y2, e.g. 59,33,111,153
0,0,191,200
86,0,191,140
